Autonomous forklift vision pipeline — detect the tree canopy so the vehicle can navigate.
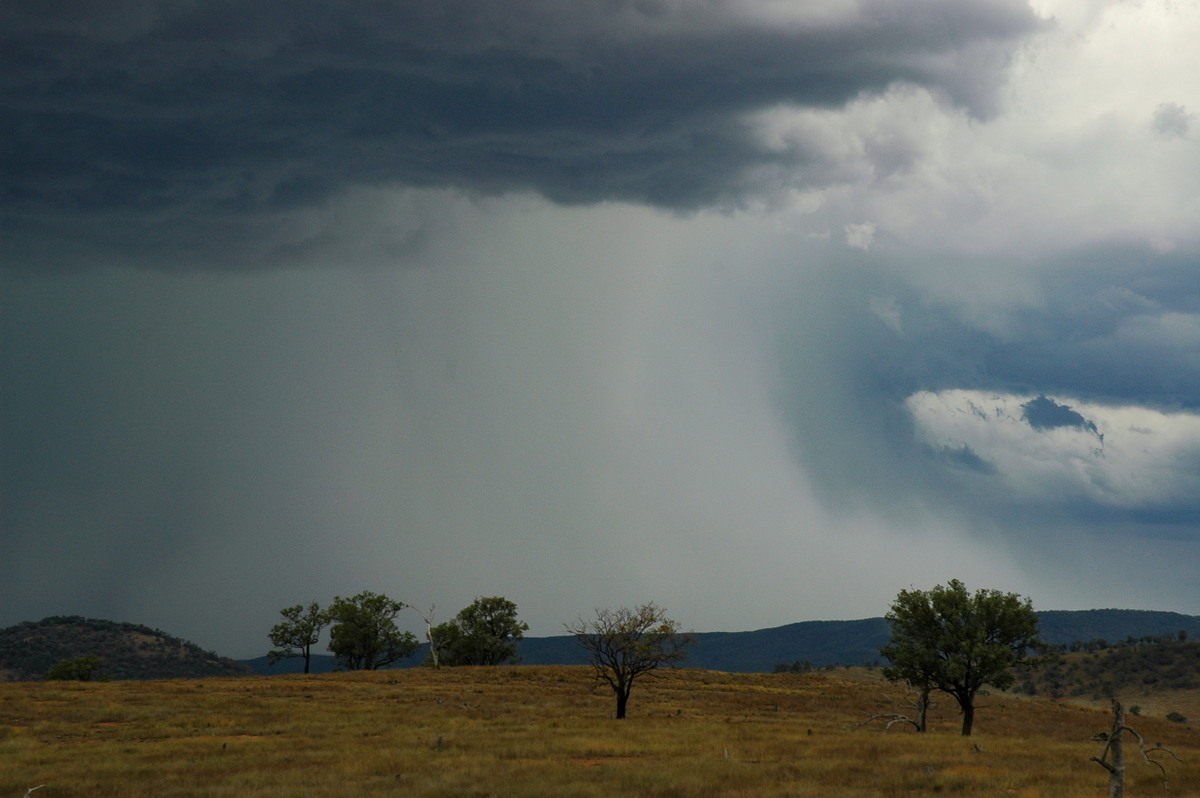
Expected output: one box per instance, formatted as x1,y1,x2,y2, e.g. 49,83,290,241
326,591,418,670
881,579,1044,735
431,596,529,667
566,603,692,719
267,601,329,674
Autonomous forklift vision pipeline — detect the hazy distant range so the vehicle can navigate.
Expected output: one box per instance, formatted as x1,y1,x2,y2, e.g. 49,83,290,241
243,609,1200,675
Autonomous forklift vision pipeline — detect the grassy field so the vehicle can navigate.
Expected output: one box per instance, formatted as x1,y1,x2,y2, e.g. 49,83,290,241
2,666,1197,797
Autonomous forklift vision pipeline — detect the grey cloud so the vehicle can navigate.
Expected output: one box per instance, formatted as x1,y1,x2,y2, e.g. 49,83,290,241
7,0,1200,656
1153,102,1192,138
981,248,1200,408
1020,395,1100,437
936,444,997,475
1,0,1042,270
770,242,1200,537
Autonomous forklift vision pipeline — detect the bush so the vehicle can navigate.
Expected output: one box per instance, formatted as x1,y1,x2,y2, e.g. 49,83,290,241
1166,711,1187,724
46,654,105,681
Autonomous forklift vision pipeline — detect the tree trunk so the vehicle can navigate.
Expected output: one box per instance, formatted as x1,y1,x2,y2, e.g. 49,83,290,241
1092,699,1177,797
960,700,975,736
426,620,440,669
916,687,929,733
615,687,629,719
1108,701,1126,798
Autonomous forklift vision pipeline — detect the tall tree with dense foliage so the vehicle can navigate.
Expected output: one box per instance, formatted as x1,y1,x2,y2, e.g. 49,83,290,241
267,601,329,674
881,579,1044,735
432,596,529,666
566,603,692,719
326,591,418,670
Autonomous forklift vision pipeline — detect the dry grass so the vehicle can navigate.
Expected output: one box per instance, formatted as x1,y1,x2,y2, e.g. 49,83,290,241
1,666,1197,796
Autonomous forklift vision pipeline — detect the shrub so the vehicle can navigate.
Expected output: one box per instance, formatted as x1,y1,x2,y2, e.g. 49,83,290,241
46,654,105,681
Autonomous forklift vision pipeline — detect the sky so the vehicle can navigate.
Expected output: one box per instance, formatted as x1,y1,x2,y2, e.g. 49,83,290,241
3,0,1200,659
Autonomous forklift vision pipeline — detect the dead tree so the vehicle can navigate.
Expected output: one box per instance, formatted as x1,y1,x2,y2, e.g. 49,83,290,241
417,605,440,669
1091,699,1181,798
856,686,934,732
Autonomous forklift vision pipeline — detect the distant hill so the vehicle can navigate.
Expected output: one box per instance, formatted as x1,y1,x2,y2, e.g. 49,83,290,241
0,616,254,681
521,610,1200,674
241,609,1200,675
1021,639,1200,698
1015,638,1200,724
1036,609,1200,647
514,617,895,672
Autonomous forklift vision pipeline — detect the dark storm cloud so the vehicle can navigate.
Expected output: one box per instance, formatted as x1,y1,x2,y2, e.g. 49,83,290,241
1020,395,1100,436
1,0,1042,269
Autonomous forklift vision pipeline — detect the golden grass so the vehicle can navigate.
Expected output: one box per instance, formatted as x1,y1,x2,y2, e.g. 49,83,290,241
1,666,1196,797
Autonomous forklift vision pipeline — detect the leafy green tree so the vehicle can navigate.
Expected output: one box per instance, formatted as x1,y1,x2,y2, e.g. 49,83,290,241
881,579,1044,735
326,591,418,670
432,596,529,666
46,654,105,681
268,601,329,674
566,603,692,719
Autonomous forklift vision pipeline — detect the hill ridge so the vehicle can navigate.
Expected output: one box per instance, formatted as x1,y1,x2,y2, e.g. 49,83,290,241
0,615,254,681
5,609,1196,680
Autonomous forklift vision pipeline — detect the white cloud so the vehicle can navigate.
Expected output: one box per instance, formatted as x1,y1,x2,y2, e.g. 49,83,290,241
745,0,1200,259
868,295,902,333
907,389,1200,509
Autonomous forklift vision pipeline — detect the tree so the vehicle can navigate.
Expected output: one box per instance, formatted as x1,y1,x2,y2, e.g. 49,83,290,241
432,596,529,666
46,654,105,681
417,605,441,669
880,579,1044,735
267,601,329,674
1091,699,1181,798
565,603,692,719
856,686,934,733
326,591,418,670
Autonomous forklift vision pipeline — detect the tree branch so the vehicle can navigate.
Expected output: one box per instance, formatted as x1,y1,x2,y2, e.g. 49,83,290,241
1118,723,1182,785
855,713,922,731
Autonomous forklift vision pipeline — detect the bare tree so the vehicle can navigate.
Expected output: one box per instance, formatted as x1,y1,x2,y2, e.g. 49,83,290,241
417,605,440,669
856,687,935,732
565,603,692,719
1091,699,1181,798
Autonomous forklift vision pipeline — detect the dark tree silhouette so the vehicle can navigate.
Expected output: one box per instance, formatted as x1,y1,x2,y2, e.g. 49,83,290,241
566,603,692,719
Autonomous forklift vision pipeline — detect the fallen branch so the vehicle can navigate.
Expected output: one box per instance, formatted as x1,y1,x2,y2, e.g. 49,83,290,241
856,688,935,732
855,712,922,731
